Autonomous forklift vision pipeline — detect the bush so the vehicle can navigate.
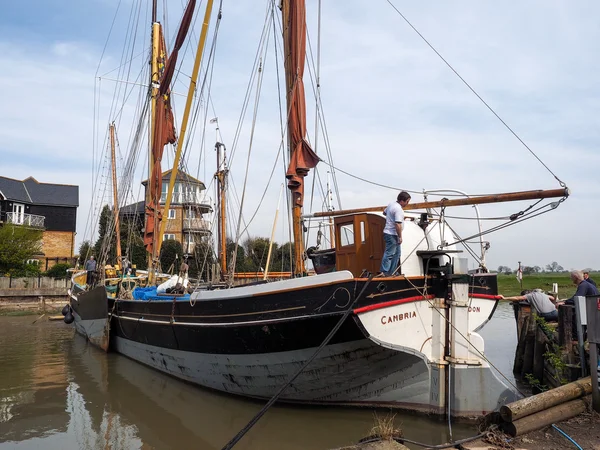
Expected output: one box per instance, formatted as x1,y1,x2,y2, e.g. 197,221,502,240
44,263,73,279
7,263,42,277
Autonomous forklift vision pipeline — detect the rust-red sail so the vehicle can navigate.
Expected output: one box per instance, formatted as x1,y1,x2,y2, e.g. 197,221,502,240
144,0,196,255
284,0,319,208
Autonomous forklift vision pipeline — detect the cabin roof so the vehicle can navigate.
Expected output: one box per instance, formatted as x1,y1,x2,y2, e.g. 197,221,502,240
0,176,79,207
141,169,206,189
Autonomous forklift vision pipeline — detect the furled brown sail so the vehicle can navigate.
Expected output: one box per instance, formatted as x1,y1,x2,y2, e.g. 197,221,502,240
144,0,196,255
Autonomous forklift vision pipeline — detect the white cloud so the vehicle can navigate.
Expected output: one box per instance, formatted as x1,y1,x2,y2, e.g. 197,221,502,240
2,0,599,271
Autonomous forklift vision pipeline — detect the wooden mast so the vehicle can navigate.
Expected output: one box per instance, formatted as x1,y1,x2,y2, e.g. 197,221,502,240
307,188,570,218
109,123,122,262
281,0,303,275
147,1,160,276
215,142,227,279
156,0,215,258
281,0,319,275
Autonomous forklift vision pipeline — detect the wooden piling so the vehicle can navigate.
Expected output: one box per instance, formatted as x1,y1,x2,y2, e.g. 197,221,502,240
558,305,573,353
500,376,592,422
521,312,537,377
514,307,531,374
501,396,589,437
532,325,548,389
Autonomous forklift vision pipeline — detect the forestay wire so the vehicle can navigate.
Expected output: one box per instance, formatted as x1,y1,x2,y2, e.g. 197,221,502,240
384,0,566,188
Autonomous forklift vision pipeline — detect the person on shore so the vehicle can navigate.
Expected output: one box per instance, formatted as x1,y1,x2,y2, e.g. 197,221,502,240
501,289,558,322
85,255,97,286
562,270,599,305
583,271,597,287
379,191,411,277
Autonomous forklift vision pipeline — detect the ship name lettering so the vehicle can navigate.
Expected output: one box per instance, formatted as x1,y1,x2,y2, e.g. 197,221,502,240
468,306,481,313
380,311,417,325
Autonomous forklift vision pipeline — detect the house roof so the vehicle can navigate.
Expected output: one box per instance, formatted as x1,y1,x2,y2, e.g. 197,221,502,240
0,176,79,207
120,200,145,215
141,169,206,189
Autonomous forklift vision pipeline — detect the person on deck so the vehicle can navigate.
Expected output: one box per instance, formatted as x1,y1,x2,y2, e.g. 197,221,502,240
501,289,558,322
583,271,597,287
85,255,97,286
379,191,411,277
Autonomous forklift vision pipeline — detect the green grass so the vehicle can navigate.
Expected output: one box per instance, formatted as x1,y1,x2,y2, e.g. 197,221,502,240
496,273,584,298
0,309,40,317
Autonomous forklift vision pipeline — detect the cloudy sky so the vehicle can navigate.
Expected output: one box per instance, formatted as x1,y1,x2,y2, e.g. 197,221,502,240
1,0,598,271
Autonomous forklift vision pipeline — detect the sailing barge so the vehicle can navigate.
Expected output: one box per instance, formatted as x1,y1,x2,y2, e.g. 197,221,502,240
69,0,570,418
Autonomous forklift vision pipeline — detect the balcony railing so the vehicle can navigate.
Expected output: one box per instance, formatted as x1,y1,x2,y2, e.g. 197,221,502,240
6,212,45,228
160,193,213,211
182,218,211,233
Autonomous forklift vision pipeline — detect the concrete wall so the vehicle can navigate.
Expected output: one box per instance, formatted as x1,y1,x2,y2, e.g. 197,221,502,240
0,277,70,290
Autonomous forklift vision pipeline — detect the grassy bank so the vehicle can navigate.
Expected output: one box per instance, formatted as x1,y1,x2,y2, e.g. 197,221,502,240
496,272,600,298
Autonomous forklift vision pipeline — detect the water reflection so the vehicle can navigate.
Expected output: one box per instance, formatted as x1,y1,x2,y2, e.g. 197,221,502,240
0,310,519,450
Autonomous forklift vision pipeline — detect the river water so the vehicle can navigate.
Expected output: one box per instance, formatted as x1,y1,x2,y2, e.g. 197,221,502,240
0,302,517,450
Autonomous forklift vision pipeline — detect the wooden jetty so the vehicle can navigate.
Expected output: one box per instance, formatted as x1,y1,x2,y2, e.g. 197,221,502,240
512,302,590,389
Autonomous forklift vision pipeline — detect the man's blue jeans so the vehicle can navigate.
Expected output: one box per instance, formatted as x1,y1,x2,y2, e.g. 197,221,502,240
380,233,400,276
539,310,558,322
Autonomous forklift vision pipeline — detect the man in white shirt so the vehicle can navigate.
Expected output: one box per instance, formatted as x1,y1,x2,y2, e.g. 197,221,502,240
380,191,411,276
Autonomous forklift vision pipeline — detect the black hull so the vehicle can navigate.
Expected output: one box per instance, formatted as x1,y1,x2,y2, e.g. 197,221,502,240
71,272,501,414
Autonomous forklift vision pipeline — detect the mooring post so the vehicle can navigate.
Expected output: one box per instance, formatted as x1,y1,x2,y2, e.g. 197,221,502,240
429,295,448,415
574,296,587,377
586,294,600,412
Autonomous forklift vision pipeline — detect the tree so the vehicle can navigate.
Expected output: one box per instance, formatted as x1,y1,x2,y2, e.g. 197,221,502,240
160,239,184,274
532,266,541,273
226,239,248,273
123,232,147,270
188,240,215,281
243,237,271,272
522,266,535,275
0,225,43,273
497,265,512,275
546,261,564,273
94,204,115,262
78,240,92,262
273,242,294,272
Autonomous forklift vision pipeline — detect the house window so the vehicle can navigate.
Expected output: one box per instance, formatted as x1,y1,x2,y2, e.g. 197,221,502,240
168,209,176,219
12,203,25,225
185,234,195,253
161,182,168,203
163,234,176,241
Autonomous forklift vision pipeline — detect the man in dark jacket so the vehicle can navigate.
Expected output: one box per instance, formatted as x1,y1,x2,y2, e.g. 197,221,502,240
583,271,597,287
564,270,599,305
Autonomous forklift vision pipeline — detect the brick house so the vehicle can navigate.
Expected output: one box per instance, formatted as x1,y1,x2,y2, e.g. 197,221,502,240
0,176,79,269
121,170,212,253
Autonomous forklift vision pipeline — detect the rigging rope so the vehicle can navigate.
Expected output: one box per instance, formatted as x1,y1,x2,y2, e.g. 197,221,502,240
222,275,375,450
384,0,567,188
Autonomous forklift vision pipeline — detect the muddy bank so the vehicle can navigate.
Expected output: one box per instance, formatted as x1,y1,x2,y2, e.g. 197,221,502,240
462,409,600,450
0,298,66,315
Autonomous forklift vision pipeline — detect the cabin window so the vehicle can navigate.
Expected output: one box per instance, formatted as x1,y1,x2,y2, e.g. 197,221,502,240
168,209,176,219
360,221,366,243
339,224,354,247
163,234,176,241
